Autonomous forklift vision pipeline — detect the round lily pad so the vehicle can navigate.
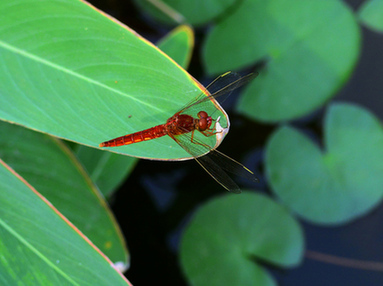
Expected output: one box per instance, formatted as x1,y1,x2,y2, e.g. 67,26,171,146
265,103,383,225
180,192,304,286
203,0,360,122
358,0,383,33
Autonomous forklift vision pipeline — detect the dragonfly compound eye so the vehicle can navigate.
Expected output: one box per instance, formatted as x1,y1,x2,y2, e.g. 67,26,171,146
199,118,208,130
197,111,208,119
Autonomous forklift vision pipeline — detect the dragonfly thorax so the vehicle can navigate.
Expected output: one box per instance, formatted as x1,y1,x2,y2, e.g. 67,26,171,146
165,113,195,135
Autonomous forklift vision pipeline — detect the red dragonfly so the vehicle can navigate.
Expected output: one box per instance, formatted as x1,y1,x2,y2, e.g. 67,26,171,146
100,71,259,193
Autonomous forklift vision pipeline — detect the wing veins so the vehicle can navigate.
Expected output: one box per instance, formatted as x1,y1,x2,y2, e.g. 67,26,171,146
171,127,256,193
180,72,259,114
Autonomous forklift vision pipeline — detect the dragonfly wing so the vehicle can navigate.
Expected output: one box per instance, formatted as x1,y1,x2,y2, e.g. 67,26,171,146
195,148,259,193
180,72,259,114
194,152,242,194
203,149,259,183
205,71,242,94
171,130,257,193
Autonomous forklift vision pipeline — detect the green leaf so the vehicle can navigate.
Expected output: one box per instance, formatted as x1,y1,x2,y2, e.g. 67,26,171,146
73,25,195,198
0,159,130,285
265,103,383,225
75,145,137,197
75,24,195,197
203,0,360,122
157,25,194,69
0,0,226,160
0,121,128,265
134,0,237,26
358,0,383,32
180,192,304,286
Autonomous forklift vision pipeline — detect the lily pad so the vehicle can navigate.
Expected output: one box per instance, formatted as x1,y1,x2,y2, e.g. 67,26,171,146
180,192,304,286
203,0,360,122
265,103,383,225
358,0,383,32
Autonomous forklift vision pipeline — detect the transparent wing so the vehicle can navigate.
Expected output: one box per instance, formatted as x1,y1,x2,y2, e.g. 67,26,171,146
171,130,258,193
179,72,259,115
194,151,242,194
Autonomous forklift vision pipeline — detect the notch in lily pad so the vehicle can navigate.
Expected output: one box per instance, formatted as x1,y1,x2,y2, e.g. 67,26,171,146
266,103,383,225
180,192,304,285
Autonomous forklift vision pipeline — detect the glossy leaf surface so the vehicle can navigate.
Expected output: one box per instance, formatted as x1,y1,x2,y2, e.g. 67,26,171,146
0,121,128,265
0,159,130,285
74,24,194,197
0,0,223,160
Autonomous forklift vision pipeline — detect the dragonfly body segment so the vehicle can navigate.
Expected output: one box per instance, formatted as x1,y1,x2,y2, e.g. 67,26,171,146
100,72,259,193
99,111,213,147
99,124,167,147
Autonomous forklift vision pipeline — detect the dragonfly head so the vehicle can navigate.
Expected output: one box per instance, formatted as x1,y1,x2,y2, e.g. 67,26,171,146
197,111,213,131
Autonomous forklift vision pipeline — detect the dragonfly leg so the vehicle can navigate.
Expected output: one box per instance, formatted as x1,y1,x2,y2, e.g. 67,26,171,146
190,130,213,148
190,130,196,142
200,130,217,137
200,123,221,137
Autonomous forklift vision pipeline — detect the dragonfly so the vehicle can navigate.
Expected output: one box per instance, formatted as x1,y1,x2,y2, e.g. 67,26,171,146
99,71,259,193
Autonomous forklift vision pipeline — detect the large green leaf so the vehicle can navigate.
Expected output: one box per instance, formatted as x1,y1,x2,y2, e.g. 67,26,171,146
203,0,360,122
0,0,226,160
180,192,304,286
0,121,128,265
74,24,194,197
358,0,383,32
0,159,130,285
265,103,383,225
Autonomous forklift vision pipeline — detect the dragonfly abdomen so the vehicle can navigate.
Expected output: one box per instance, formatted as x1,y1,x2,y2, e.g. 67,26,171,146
99,125,167,147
